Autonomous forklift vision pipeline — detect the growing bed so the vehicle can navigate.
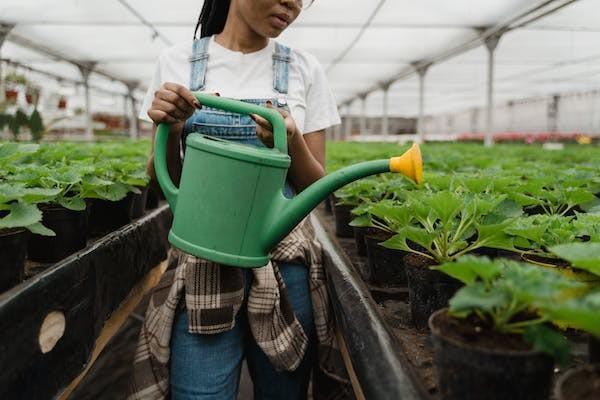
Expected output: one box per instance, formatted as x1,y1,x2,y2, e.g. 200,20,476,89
324,142,600,400
0,140,172,399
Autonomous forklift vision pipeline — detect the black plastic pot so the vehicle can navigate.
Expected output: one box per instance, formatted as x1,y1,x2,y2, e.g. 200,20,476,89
364,230,407,285
430,308,554,400
28,205,88,263
353,226,368,257
323,193,333,214
332,201,354,238
131,186,149,219
405,254,462,329
555,365,600,400
145,187,160,210
0,228,29,292
590,335,600,363
89,194,134,236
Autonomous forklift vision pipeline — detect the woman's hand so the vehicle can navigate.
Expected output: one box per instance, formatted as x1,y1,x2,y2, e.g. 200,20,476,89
251,101,299,148
147,82,201,126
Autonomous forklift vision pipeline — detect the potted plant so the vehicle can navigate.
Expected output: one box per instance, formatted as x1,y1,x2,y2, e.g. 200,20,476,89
4,72,27,104
430,256,584,400
57,96,67,110
549,242,600,363
0,185,58,291
555,365,600,400
352,199,413,285
382,190,522,328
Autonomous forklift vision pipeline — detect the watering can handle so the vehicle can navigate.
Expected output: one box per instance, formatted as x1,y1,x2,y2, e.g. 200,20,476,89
153,93,288,212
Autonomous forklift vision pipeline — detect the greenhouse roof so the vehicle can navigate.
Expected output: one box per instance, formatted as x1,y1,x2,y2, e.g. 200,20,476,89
1,0,599,117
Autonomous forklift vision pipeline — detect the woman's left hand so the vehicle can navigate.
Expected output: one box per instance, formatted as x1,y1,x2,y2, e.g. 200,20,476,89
251,101,299,149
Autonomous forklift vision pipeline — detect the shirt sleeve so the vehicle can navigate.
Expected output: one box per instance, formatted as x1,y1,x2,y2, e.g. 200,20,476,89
303,55,341,134
138,56,163,123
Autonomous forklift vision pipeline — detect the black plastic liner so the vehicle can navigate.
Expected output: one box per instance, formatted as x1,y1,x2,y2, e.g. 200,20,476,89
311,215,423,400
0,205,172,400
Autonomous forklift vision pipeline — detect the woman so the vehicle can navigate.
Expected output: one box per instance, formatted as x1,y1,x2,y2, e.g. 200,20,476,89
128,1,341,399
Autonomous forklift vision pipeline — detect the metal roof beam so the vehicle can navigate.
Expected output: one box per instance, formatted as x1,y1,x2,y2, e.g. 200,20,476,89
3,27,147,91
1,58,142,98
338,0,582,105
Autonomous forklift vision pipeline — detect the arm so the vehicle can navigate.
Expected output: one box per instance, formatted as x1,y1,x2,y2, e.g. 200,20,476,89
287,129,326,192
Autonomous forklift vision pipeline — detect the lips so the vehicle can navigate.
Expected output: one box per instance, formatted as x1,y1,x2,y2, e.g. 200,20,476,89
271,13,291,29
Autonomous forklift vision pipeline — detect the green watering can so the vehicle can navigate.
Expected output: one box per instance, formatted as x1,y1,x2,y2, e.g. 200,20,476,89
154,93,422,268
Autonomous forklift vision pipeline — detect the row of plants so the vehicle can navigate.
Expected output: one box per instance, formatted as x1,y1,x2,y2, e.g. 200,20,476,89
326,142,600,399
0,140,154,293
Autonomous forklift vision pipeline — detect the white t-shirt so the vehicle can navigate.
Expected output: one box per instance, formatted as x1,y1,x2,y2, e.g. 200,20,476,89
140,35,341,134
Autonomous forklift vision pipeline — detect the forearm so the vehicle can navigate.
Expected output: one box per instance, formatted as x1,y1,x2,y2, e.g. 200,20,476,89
147,122,184,188
287,132,325,192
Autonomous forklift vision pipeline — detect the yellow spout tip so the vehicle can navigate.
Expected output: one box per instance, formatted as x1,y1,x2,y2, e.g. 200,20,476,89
389,143,423,184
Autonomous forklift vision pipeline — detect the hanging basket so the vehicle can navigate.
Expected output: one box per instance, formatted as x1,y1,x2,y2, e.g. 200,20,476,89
5,89,18,103
58,97,67,109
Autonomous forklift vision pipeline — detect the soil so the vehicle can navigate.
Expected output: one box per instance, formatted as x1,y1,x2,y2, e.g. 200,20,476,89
431,309,533,352
556,365,600,400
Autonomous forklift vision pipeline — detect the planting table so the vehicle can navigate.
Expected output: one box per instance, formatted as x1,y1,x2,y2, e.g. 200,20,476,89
0,205,172,399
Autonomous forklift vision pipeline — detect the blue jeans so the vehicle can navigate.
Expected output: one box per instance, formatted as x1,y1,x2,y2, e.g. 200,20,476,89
170,262,316,400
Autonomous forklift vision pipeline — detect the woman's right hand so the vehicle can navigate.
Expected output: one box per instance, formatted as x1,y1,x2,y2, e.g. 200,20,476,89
147,82,201,125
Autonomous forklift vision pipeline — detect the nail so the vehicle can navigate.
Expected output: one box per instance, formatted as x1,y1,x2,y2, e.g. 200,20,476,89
215,92,221,97
266,100,272,106
249,114,256,121
194,101,202,109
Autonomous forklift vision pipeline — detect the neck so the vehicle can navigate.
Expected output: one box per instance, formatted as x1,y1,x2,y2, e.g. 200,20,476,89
215,7,268,53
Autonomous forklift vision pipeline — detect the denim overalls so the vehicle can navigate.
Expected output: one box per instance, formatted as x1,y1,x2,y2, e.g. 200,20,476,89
181,36,296,198
170,37,316,400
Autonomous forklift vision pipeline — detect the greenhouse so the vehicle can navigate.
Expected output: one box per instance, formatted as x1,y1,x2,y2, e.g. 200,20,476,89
0,1,599,399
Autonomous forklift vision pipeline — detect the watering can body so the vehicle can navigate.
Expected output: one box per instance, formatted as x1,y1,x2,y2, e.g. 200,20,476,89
154,93,422,268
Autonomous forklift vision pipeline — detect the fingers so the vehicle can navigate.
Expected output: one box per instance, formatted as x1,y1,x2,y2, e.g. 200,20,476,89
148,82,219,125
155,90,195,117
163,82,200,109
255,124,274,148
250,113,272,131
147,109,178,125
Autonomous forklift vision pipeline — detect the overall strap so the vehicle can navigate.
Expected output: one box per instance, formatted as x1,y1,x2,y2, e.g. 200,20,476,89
189,36,211,91
272,42,291,94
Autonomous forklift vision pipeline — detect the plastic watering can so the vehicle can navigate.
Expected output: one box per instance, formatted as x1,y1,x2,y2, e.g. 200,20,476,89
154,93,422,268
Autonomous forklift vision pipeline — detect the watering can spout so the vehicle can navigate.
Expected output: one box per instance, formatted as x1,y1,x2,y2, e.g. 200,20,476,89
265,143,423,250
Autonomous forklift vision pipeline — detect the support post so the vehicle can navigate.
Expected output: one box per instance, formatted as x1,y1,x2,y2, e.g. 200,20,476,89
344,103,352,140
0,24,15,104
381,83,390,137
78,62,97,141
548,94,560,133
359,95,367,136
414,64,430,144
125,81,139,140
484,33,502,147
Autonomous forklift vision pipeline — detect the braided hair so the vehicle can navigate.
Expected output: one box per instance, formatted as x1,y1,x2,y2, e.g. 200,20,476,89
194,0,231,39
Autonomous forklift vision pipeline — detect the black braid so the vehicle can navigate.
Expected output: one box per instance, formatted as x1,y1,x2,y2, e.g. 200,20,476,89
194,0,231,39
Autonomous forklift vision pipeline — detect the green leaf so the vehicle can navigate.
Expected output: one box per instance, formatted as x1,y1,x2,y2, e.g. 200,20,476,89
0,202,42,229
27,222,56,236
436,255,503,285
549,243,600,276
349,214,371,227
381,232,413,253
428,191,462,225
57,196,87,211
523,325,571,367
449,283,508,316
